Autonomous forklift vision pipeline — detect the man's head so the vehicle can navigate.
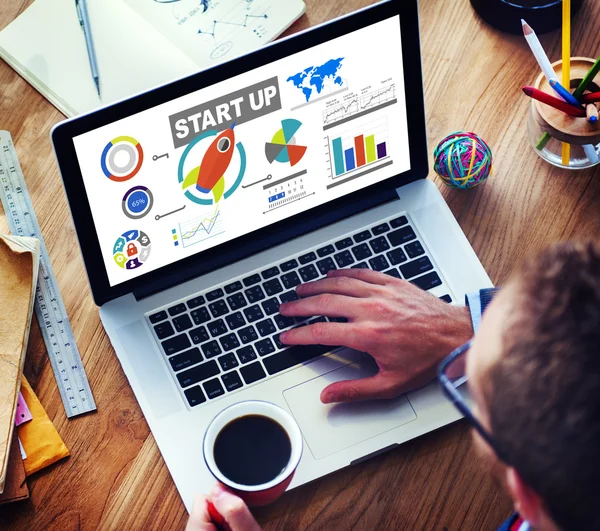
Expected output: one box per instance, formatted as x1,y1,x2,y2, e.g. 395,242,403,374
467,241,600,531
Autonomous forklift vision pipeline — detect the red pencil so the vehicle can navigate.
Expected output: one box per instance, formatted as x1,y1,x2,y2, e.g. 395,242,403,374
522,86,586,117
581,92,600,104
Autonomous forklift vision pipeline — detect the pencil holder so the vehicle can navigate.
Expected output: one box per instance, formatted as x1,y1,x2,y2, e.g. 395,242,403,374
527,57,600,169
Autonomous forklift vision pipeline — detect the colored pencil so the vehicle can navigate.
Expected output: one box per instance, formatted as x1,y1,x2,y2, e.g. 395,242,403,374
573,57,600,101
583,144,599,164
522,86,586,117
549,79,581,107
561,0,571,165
521,20,557,83
581,92,600,104
586,103,599,123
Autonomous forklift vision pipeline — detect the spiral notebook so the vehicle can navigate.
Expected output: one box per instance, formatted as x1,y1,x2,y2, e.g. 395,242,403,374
0,0,305,117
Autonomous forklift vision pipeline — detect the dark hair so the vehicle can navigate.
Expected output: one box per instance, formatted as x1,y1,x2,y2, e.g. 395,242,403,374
487,241,600,531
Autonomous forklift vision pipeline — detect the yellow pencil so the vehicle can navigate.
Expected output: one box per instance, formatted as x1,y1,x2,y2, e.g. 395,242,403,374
562,0,571,166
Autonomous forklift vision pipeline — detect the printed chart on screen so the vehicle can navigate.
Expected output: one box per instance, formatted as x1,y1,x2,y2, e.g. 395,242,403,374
172,205,225,248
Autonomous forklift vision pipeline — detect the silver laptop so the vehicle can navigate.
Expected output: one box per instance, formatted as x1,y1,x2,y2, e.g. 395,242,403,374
52,0,491,511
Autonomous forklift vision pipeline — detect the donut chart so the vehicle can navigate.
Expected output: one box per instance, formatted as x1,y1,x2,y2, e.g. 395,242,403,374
265,119,307,167
101,136,144,182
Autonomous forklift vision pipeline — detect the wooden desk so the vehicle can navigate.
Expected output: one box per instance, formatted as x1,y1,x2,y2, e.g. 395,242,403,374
1,0,599,529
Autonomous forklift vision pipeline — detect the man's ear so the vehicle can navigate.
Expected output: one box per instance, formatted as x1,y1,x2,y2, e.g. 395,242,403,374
505,467,543,526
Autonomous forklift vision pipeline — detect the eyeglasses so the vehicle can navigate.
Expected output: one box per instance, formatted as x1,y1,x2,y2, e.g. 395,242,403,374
437,341,509,463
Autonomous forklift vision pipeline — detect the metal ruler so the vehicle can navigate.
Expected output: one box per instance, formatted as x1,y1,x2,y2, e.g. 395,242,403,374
0,131,96,418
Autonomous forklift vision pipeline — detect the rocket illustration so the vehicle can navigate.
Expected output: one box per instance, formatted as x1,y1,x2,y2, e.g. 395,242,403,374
182,124,236,203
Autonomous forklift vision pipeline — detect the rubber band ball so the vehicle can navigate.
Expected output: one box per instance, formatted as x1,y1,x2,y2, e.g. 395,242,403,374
433,132,493,189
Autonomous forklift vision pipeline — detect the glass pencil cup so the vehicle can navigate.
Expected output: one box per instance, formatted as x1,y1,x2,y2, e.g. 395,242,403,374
527,57,600,169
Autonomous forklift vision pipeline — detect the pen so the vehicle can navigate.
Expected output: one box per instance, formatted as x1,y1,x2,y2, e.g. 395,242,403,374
549,79,581,107
75,0,101,98
522,86,586,117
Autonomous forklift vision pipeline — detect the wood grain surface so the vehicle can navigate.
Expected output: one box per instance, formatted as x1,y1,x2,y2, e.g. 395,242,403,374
1,0,599,529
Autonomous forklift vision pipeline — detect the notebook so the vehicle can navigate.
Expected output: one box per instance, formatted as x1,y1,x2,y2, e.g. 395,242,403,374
0,0,305,117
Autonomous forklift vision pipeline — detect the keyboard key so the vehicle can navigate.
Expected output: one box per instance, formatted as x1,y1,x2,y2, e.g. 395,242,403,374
263,344,332,375
264,278,284,296
273,333,285,350
390,215,408,228
317,244,335,257
184,386,206,407
168,303,186,317
154,321,174,340
262,298,280,315
256,318,277,337
400,257,434,280
281,271,301,290
440,294,453,303
351,243,373,261
240,362,267,384
173,314,193,333
149,310,168,324
372,222,390,235
387,248,408,265
209,299,229,318
369,255,390,272
162,334,191,356
208,319,228,337
243,274,261,287
222,371,243,392
226,311,246,330
186,296,205,309
177,359,220,387
384,268,402,279
191,307,211,325
405,240,425,259
298,252,316,265
203,378,225,399
201,340,222,359
280,291,299,303
334,250,355,268
299,264,319,282
238,325,258,344
274,314,295,330
236,345,257,364
206,288,224,302
335,237,354,250
280,259,298,272
243,304,264,322
411,272,442,291
351,262,369,269
189,326,210,345
170,347,203,372
245,285,266,303
261,266,280,279
353,230,371,243
370,236,390,254
255,338,276,357
224,281,243,294
388,226,417,247
218,353,239,371
317,257,336,275
219,333,240,352
328,317,348,323
309,316,327,325
227,292,247,311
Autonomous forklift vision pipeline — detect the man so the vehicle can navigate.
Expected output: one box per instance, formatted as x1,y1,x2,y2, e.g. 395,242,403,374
187,241,600,531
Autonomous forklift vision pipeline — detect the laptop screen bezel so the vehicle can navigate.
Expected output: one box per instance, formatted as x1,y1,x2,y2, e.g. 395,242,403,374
51,0,427,306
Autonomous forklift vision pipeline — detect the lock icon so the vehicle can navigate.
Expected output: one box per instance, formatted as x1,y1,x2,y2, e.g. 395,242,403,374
127,243,137,257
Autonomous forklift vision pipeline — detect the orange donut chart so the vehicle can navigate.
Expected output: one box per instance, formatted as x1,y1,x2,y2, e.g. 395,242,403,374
101,136,144,182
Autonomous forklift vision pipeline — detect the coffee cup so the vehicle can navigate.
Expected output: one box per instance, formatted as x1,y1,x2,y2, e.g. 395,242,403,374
203,400,303,507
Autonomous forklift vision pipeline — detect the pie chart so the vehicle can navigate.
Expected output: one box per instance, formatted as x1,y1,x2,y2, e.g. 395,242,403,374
265,119,308,167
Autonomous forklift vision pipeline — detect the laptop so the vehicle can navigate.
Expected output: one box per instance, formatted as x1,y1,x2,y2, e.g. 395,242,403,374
52,0,492,511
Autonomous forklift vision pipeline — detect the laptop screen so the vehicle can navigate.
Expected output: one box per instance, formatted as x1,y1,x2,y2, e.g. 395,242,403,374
72,15,408,288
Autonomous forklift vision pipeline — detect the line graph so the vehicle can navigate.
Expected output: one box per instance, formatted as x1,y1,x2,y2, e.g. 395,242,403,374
177,206,225,248
198,13,269,38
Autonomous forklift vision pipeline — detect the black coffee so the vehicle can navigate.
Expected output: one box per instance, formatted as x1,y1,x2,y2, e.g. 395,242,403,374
213,414,292,486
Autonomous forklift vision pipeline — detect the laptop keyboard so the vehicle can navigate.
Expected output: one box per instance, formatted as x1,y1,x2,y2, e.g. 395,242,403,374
147,213,453,409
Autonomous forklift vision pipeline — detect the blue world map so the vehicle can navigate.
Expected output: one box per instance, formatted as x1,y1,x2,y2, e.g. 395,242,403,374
287,58,345,103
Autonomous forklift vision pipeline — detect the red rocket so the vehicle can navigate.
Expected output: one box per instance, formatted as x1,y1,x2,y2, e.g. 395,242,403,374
182,124,236,203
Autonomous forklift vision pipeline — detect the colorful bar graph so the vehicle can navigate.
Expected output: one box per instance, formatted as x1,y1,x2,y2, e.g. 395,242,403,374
332,137,344,176
377,142,387,159
344,148,356,171
365,134,376,163
354,134,366,167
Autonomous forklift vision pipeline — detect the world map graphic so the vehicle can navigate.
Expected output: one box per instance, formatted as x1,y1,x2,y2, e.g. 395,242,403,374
287,58,345,103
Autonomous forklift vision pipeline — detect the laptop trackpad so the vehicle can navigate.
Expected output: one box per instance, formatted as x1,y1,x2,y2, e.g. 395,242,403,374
283,355,417,460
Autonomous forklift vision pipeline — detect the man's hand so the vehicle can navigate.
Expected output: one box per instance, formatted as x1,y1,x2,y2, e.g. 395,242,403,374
186,485,262,531
279,269,472,404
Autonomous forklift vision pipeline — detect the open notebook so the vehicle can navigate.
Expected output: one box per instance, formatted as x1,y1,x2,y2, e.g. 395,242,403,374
0,0,305,117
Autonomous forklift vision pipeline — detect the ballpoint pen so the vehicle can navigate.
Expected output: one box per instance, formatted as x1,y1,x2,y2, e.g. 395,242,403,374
75,0,101,98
